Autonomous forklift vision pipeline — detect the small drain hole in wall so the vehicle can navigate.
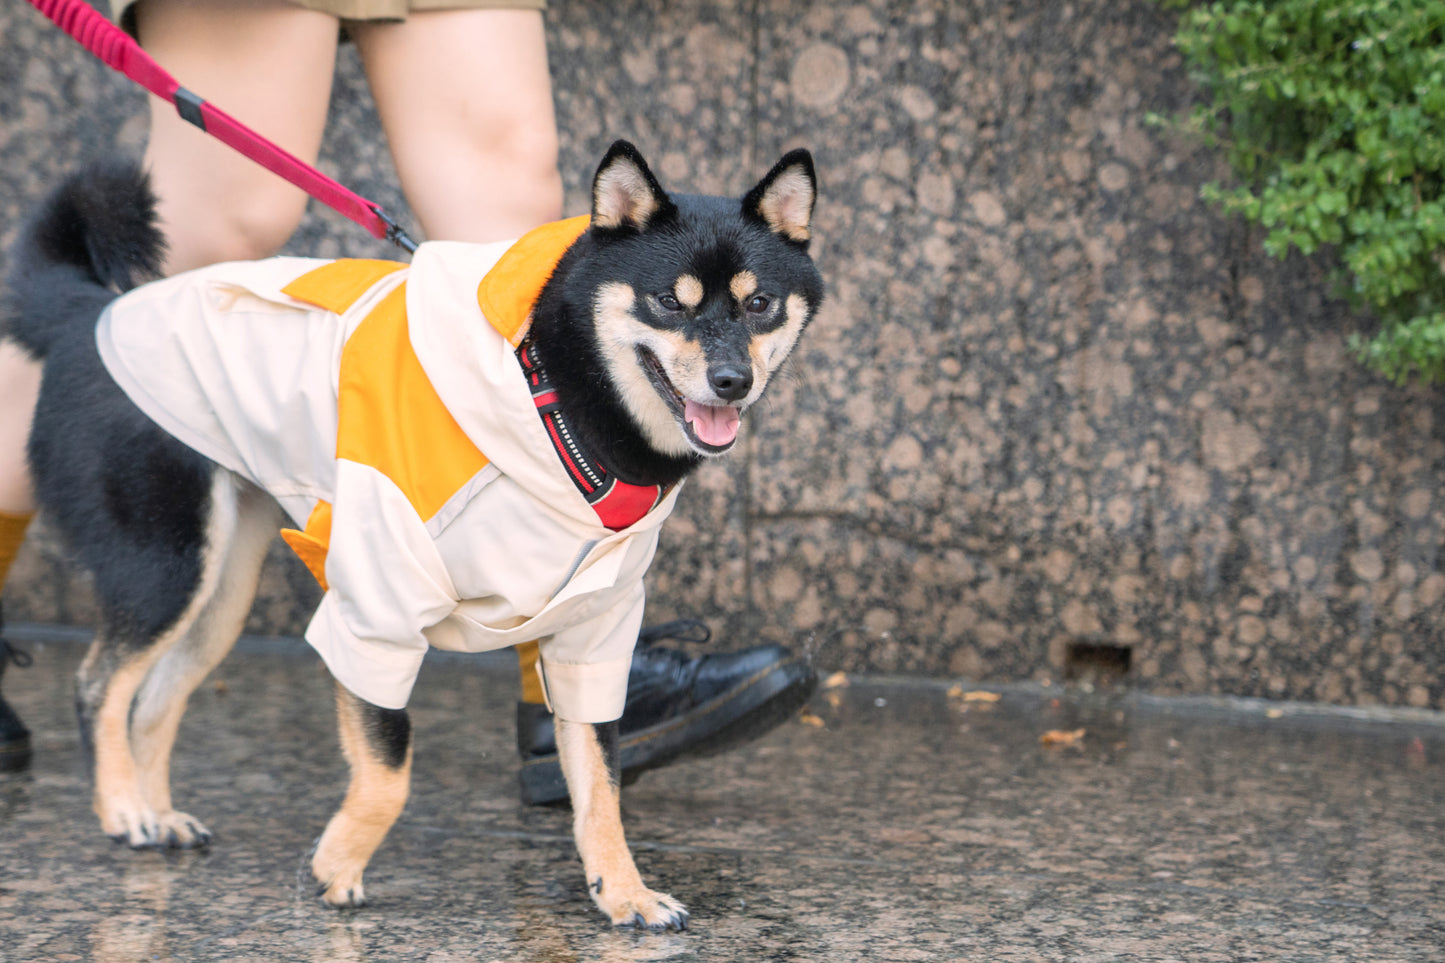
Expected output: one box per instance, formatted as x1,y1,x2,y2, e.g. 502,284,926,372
1063,641,1132,689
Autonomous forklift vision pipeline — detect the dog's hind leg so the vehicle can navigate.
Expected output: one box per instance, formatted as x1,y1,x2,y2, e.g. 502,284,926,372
78,636,183,847
127,478,282,847
311,684,412,908
77,470,259,849
556,719,688,930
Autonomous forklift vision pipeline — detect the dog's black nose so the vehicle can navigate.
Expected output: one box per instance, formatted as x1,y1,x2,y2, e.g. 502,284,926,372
708,364,753,401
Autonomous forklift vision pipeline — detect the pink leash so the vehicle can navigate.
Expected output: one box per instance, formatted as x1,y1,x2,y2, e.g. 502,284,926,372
25,0,419,253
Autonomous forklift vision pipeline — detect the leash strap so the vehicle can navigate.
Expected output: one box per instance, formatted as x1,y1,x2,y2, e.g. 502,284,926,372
25,0,418,253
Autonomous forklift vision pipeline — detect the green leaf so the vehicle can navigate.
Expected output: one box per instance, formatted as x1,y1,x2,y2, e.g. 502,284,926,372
1163,0,1445,383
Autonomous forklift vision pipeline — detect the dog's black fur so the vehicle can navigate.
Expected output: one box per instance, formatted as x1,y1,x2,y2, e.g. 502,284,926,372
6,167,214,650
533,142,823,483
1,141,823,929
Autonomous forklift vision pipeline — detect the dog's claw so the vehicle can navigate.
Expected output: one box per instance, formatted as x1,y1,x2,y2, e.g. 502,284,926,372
311,834,370,909
316,883,367,909
103,806,214,850
315,871,368,909
652,906,689,932
327,887,366,909
597,888,689,931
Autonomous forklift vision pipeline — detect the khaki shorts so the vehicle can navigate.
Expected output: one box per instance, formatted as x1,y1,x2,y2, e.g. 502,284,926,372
111,0,545,38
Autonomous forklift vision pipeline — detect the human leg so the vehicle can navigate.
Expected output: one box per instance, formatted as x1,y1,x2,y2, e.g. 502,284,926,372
0,341,39,771
0,344,39,573
0,342,38,520
348,7,562,242
131,0,341,272
1,0,340,772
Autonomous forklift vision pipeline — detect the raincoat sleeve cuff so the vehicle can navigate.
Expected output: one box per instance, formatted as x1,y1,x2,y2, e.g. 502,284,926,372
305,592,426,711
535,653,633,724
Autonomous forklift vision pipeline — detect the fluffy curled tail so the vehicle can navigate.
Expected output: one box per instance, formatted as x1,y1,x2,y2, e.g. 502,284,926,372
3,159,165,358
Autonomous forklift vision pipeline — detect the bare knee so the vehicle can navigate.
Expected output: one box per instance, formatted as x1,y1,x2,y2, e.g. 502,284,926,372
146,112,313,271
500,121,563,215
406,117,562,241
199,201,305,263
486,111,560,185
475,121,563,232
158,186,308,272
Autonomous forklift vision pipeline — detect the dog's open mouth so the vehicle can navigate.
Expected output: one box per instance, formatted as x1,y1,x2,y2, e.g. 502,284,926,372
637,347,741,452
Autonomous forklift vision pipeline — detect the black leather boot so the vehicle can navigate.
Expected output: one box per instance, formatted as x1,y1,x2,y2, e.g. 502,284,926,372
518,620,817,805
0,602,33,773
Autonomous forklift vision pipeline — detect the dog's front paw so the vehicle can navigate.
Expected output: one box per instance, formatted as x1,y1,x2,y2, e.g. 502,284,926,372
591,877,689,931
315,874,366,909
150,809,212,848
311,837,367,908
100,799,212,849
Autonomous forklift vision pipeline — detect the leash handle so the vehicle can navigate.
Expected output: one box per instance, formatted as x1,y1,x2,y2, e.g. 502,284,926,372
25,0,418,253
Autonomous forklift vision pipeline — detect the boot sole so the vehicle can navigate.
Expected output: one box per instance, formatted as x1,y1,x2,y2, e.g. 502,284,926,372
519,659,818,806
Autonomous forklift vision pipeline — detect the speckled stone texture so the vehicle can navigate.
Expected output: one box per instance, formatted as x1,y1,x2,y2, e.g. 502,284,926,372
2,634,1443,961
3,1,1444,710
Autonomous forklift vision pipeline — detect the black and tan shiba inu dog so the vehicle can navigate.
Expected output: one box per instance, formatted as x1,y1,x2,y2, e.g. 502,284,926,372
2,141,823,929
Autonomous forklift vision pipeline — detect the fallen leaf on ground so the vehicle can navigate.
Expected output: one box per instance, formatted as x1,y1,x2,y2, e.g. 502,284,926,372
798,709,826,728
1040,728,1086,746
962,690,1001,703
822,671,849,689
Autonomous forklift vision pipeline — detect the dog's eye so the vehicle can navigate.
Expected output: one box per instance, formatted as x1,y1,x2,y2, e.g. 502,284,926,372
656,294,683,312
746,295,771,314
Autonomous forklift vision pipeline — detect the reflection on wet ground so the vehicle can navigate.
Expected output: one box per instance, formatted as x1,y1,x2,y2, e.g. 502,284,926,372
1,628,1441,961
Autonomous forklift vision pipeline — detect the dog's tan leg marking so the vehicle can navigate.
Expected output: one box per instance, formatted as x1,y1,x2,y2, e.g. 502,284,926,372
129,480,281,847
84,645,174,846
82,473,237,847
556,719,688,930
312,684,412,908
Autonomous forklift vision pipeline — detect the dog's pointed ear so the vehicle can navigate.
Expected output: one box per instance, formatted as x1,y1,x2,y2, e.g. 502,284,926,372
742,149,817,244
590,140,676,233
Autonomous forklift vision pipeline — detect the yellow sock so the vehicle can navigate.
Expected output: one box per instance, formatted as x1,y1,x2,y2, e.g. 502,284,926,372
0,510,33,589
515,640,547,704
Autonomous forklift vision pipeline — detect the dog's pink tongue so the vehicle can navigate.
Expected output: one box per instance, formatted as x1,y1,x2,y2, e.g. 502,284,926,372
685,401,741,446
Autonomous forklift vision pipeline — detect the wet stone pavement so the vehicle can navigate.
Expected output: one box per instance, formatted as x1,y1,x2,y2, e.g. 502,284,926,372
0,628,1442,962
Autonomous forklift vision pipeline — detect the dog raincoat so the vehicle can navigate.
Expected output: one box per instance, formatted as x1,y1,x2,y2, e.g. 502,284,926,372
95,217,679,722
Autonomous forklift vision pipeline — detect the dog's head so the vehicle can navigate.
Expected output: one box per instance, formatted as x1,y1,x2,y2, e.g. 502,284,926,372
565,141,824,460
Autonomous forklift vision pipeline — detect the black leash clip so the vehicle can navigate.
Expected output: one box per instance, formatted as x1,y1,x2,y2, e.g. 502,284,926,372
372,206,419,254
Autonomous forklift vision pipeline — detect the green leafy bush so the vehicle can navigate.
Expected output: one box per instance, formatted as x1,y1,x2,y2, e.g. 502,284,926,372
1162,1,1445,383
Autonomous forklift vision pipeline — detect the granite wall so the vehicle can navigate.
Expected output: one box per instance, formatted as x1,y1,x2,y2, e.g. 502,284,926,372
3,1,1442,710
